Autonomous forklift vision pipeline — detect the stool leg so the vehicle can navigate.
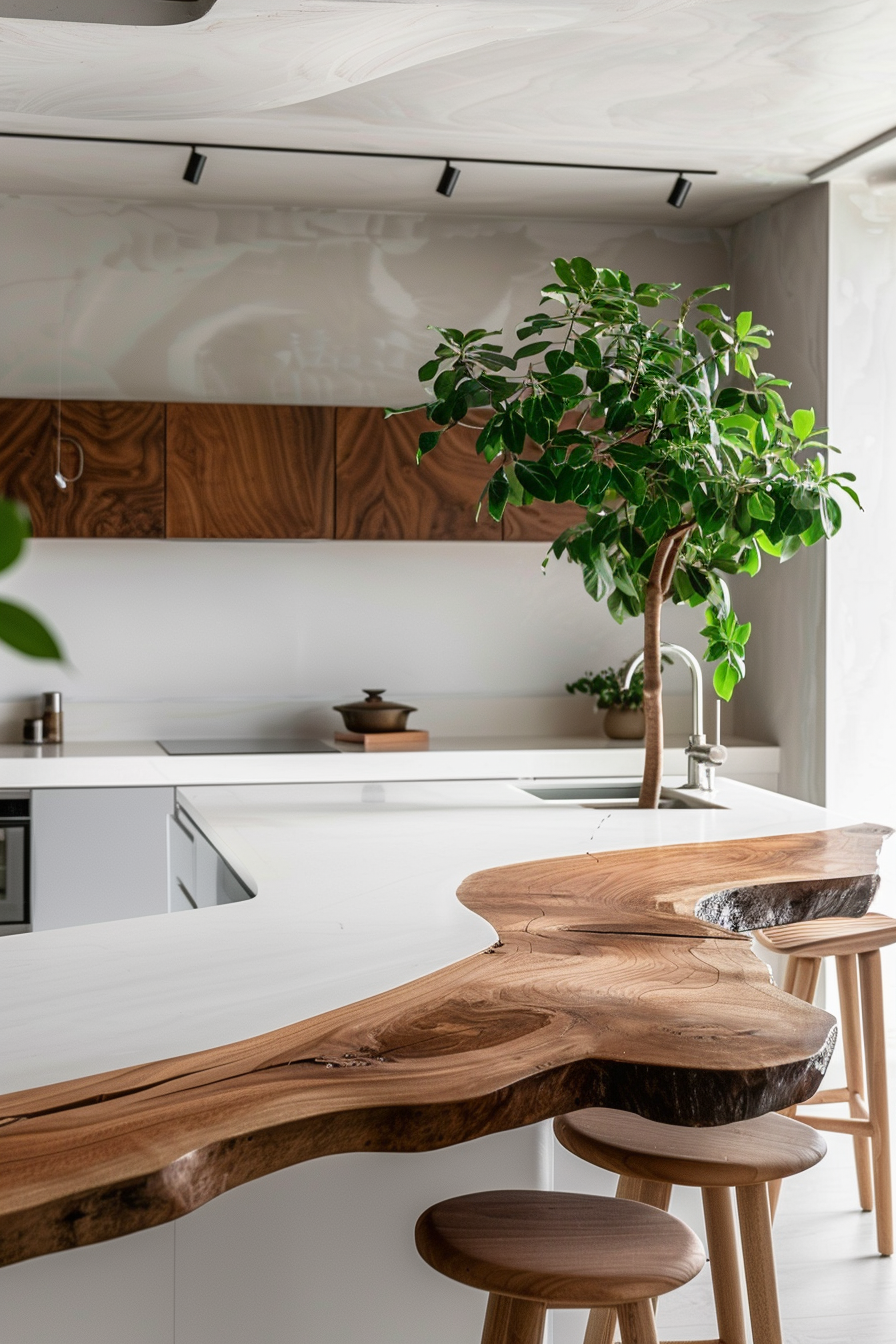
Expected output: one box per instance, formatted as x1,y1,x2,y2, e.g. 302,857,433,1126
768,953,823,1222
702,1186,747,1344
858,949,893,1256
480,1293,546,1344
837,952,874,1211
583,1177,641,1344
790,954,822,1007
735,1183,783,1344
583,1304,617,1344
583,1178,672,1344
617,1299,659,1344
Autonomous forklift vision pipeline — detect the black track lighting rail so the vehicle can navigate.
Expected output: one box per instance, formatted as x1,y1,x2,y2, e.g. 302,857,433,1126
0,127,715,187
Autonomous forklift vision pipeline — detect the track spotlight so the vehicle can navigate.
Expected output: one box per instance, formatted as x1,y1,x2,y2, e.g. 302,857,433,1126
436,161,461,198
667,173,692,209
183,148,207,185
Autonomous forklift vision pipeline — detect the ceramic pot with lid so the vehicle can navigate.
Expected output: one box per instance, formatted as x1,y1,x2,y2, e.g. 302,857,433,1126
333,690,417,734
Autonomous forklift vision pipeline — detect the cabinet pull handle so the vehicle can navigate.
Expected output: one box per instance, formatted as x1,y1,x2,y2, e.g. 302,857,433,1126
54,435,84,491
176,879,198,910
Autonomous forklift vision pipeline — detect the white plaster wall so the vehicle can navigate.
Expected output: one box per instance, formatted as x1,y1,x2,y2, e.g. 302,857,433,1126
0,537,710,733
0,197,727,720
730,186,829,802
827,181,896,833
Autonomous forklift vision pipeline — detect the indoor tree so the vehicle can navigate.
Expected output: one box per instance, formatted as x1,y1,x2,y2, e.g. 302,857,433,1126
391,258,857,808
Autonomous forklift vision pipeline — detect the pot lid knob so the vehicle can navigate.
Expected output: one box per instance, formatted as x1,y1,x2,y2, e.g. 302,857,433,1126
362,689,386,703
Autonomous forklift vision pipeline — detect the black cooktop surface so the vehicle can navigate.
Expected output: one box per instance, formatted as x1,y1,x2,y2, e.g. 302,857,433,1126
157,738,339,756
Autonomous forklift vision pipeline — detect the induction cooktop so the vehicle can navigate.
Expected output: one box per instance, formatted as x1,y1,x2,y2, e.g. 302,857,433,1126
157,738,339,755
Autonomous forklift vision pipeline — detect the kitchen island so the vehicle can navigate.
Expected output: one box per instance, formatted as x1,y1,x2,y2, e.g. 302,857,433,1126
0,778,886,1344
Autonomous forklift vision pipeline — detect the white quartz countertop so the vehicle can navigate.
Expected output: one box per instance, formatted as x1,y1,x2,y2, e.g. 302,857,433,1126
0,775,847,1101
0,735,778,789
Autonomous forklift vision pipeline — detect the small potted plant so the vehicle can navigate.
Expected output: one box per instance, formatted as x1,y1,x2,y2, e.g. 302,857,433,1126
567,657,668,739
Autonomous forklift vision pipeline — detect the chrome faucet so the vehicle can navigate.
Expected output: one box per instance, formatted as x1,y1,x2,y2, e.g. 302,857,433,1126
622,643,727,792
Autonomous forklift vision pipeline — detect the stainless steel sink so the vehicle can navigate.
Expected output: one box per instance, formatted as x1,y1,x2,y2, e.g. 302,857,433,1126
516,780,726,810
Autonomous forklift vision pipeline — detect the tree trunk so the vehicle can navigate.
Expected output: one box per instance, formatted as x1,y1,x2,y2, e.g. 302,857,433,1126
638,525,693,809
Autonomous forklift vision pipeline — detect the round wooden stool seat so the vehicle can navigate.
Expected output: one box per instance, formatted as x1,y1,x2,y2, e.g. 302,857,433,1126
755,911,896,959
554,1108,826,1188
415,1189,705,1309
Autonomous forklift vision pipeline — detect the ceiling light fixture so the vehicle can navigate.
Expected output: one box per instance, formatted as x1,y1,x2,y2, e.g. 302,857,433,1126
0,129,716,205
667,174,692,209
436,161,461,197
183,147,207,185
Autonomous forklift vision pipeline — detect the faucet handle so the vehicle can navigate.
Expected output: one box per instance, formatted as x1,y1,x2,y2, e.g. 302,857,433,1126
686,738,728,766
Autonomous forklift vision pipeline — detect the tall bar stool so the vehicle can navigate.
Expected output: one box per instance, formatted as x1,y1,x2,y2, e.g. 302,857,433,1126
553,1109,826,1344
415,1189,705,1344
755,911,896,1256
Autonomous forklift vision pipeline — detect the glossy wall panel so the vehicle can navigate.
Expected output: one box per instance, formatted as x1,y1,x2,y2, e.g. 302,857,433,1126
0,398,164,538
166,403,335,539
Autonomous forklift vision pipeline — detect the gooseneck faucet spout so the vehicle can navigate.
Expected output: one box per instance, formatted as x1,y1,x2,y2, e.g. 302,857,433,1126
623,643,727,792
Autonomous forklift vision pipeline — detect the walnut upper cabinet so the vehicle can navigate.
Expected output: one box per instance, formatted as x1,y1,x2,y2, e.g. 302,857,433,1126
335,406,584,542
0,399,165,538
166,403,336,539
335,406,500,541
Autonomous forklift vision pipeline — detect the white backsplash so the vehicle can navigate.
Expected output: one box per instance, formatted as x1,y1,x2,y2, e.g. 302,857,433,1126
0,691,707,745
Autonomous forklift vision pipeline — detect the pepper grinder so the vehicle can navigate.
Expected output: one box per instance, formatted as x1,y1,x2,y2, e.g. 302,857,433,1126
42,691,63,744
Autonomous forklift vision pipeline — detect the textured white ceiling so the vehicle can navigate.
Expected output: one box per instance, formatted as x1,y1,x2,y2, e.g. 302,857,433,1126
0,0,893,222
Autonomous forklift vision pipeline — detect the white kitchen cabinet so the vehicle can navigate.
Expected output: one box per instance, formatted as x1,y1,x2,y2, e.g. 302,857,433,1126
31,787,174,931
167,807,253,912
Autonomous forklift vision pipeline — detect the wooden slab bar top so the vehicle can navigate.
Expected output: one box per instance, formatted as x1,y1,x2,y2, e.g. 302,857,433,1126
0,823,887,1268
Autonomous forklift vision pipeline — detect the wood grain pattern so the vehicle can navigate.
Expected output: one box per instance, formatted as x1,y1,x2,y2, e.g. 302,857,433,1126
335,406,586,542
414,1190,705,1308
756,911,896,958
0,824,887,1268
166,403,335,538
0,399,165,538
335,406,499,540
553,1109,826,1188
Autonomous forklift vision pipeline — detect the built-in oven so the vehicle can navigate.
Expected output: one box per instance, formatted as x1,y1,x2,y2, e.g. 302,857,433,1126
0,793,29,933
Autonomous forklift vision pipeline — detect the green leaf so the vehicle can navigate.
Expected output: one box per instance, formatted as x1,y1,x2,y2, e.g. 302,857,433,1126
792,408,816,441
417,359,442,382
612,561,638,598
0,497,30,574
746,490,775,521
573,336,603,369
513,342,551,361
739,541,760,576
570,256,598,290
515,460,556,502
780,533,802,562
713,661,739,701
487,471,510,522
0,599,62,660
755,531,783,557
735,310,753,338
581,563,609,603
545,349,576,376
416,431,442,461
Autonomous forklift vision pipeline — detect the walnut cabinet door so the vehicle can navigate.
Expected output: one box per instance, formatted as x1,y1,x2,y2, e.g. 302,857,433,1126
166,403,335,539
0,399,165,538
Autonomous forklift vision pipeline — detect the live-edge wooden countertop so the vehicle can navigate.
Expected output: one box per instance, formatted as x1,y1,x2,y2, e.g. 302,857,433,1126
0,778,887,1268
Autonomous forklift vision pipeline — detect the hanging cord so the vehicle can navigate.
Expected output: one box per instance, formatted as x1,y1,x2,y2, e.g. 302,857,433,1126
52,325,84,491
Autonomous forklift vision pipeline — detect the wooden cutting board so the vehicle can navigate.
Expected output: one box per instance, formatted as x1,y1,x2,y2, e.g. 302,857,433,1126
334,729,429,751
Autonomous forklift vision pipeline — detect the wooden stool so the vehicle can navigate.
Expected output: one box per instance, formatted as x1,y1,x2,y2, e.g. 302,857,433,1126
415,1188,705,1344
756,912,895,1255
554,1109,825,1344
